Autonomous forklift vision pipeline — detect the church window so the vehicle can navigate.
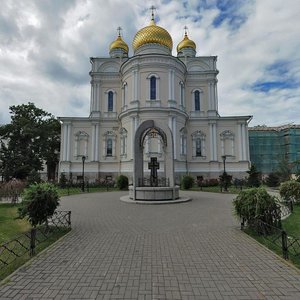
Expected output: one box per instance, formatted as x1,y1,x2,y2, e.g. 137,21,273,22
150,76,156,100
220,130,235,156
108,91,113,112
180,128,187,155
196,138,201,156
195,90,200,111
192,130,206,158
106,138,112,156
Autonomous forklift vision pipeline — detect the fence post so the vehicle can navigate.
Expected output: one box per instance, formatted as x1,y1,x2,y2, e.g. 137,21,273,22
281,230,288,260
30,228,36,257
68,211,71,228
241,218,245,230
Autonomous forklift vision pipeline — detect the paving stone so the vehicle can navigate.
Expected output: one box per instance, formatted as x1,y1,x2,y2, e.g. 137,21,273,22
1,190,300,299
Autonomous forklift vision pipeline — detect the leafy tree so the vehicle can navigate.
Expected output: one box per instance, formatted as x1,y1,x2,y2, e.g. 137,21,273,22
181,175,194,190
265,172,280,187
116,175,129,190
0,102,60,181
279,180,300,203
246,165,261,187
219,172,232,191
276,159,291,183
18,183,60,227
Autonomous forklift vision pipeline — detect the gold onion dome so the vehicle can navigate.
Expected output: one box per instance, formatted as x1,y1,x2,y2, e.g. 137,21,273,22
109,33,129,53
132,18,173,52
177,32,196,52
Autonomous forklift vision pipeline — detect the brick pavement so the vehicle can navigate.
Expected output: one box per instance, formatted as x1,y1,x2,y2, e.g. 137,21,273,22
1,190,300,299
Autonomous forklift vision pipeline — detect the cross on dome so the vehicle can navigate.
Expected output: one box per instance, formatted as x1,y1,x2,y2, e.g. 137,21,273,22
150,5,156,21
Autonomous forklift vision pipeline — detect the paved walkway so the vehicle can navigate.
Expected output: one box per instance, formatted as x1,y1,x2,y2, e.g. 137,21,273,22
1,191,300,299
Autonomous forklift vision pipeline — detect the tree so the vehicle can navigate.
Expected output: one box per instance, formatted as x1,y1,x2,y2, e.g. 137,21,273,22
246,165,261,187
0,102,60,181
279,180,300,203
18,183,60,227
276,159,291,183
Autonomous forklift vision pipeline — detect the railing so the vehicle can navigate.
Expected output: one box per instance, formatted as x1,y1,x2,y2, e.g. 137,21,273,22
138,177,170,187
0,211,71,277
241,201,299,261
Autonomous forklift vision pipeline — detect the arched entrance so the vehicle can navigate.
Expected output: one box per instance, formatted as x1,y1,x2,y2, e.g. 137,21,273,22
130,120,178,201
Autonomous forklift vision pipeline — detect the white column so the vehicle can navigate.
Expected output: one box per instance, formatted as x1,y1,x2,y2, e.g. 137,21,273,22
172,117,177,159
214,82,218,111
172,71,175,100
238,123,243,161
242,123,247,160
95,123,99,161
63,124,68,161
96,83,100,111
66,124,71,161
131,117,135,159
208,83,212,110
209,122,217,161
168,70,172,100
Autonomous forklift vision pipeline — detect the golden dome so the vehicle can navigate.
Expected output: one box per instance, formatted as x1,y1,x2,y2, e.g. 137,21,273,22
109,34,129,53
132,19,173,52
177,33,196,52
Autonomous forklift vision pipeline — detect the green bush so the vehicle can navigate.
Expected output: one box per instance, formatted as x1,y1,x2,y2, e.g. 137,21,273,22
265,172,280,187
18,183,60,227
181,175,194,190
279,180,300,203
116,175,129,190
233,187,280,227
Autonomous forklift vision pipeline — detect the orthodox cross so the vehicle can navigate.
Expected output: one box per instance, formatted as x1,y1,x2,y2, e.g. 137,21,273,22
117,26,122,37
184,25,188,36
150,5,156,21
148,157,159,187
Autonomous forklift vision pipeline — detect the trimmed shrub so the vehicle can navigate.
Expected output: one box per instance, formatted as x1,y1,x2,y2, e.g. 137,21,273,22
279,180,300,203
116,175,129,190
233,187,280,228
18,183,60,227
181,175,194,190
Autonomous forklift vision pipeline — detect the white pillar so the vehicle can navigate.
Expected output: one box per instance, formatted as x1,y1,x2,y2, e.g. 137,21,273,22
63,124,68,161
66,124,71,161
168,69,172,100
172,117,176,159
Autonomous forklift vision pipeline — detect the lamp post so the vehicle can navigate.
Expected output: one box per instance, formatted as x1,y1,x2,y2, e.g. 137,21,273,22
81,155,86,192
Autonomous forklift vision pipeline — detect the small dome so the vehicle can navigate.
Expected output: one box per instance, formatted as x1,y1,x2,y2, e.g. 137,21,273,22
177,33,196,52
109,34,129,53
132,19,173,52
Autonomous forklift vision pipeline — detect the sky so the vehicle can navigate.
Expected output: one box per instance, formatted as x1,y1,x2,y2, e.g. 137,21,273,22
0,0,299,126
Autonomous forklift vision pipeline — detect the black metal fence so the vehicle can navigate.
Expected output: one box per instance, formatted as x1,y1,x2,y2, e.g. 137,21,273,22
0,211,71,277
241,202,299,261
138,177,170,187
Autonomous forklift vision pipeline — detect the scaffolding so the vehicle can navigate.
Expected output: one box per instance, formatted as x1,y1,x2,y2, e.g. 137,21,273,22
249,125,300,174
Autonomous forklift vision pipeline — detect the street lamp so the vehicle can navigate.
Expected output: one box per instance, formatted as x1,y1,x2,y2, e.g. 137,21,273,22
221,155,230,192
81,155,86,192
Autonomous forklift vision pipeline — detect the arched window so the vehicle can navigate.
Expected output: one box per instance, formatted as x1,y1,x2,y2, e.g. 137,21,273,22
192,130,206,158
150,76,156,100
106,138,112,156
108,91,113,112
194,90,200,111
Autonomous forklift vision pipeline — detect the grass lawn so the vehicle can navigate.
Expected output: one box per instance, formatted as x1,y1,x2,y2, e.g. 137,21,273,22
0,203,71,281
282,204,300,237
0,204,31,244
188,185,243,194
245,204,300,269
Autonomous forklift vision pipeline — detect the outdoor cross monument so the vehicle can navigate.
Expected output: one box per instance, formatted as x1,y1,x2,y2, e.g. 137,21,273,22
148,157,159,187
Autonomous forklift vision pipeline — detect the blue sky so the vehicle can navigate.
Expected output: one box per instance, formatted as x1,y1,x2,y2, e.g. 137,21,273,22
0,0,299,126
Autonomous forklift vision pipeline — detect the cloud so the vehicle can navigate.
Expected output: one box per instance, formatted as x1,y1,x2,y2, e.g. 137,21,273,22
0,0,299,127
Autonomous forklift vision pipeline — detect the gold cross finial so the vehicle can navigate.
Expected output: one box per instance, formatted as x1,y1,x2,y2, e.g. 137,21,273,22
150,5,156,21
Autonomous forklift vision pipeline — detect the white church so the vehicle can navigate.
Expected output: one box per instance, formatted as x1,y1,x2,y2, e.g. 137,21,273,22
59,11,252,184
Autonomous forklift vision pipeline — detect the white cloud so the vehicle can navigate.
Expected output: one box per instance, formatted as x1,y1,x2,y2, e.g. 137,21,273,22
0,0,299,126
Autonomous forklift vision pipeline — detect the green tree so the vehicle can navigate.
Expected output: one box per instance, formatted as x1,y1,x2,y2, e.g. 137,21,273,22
18,183,60,227
276,159,291,183
0,102,60,181
246,165,261,187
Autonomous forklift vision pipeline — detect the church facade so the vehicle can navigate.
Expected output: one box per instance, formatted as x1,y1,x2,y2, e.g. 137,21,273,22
59,13,252,184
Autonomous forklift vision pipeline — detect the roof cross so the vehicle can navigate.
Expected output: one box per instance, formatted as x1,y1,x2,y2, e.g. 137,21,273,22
150,5,156,21
117,26,122,37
